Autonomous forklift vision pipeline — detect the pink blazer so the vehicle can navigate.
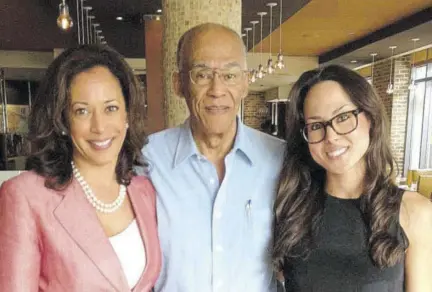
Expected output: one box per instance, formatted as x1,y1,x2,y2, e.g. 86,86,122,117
0,171,161,292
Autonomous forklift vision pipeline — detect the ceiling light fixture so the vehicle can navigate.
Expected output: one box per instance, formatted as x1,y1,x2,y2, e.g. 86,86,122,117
88,15,95,43
350,60,357,64
57,0,74,31
116,16,124,21
83,6,92,44
409,38,420,91
276,0,285,70
250,20,259,83
157,9,162,13
244,27,253,83
266,3,277,75
257,11,267,79
386,46,397,95
93,23,100,43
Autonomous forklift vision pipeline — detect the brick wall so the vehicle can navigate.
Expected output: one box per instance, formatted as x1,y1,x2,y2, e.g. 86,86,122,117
243,92,267,130
371,55,412,172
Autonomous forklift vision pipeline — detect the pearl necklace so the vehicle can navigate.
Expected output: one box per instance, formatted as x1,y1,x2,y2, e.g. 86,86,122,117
71,162,126,213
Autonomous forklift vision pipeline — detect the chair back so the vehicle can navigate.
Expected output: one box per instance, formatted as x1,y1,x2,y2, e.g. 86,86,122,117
418,175,432,199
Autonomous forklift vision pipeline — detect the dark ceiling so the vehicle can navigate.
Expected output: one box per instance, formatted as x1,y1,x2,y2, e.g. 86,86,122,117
0,0,310,58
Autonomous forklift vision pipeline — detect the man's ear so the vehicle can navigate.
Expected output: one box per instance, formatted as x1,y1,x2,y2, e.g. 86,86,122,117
241,78,249,100
172,71,185,99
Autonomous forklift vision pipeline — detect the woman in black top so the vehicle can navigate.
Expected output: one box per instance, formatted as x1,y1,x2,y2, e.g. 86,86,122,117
273,65,432,291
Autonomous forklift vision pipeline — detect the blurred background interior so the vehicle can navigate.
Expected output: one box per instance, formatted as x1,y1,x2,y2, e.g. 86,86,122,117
0,0,431,197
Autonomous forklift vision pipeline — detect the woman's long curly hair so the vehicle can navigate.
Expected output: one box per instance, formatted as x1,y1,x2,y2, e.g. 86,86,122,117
273,65,404,271
26,44,147,190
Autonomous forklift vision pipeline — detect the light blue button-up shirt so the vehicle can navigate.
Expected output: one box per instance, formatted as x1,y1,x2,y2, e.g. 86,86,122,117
141,119,285,292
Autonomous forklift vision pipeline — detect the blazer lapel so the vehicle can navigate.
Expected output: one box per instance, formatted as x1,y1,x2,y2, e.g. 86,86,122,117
54,179,129,292
128,178,160,292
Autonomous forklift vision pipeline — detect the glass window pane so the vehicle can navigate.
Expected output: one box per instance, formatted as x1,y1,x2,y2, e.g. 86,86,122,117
427,62,432,78
409,81,426,169
422,80,432,169
415,65,427,80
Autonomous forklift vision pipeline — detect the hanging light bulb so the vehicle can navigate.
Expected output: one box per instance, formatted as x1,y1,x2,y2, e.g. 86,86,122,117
409,38,420,91
250,69,257,83
57,0,74,31
266,3,277,74
244,27,254,84
250,20,259,83
257,64,265,79
276,0,285,69
267,58,275,74
257,11,267,79
386,46,396,95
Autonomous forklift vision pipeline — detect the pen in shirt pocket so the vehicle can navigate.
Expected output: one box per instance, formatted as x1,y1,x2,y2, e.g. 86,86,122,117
246,199,252,217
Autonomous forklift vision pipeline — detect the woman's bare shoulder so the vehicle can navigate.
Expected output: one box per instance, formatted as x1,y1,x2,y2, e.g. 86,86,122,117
400,191,432,244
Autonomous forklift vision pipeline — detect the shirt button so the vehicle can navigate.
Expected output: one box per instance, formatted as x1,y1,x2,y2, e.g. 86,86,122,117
215,245,224,252
209,178,216,185
215,211,222,219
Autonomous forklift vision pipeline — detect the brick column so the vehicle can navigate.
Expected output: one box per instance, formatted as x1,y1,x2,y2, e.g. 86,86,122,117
162,0,242,128
372,56,412,171
243,92,267,130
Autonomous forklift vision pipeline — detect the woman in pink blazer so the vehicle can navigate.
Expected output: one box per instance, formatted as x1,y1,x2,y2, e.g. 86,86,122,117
0,45,161,291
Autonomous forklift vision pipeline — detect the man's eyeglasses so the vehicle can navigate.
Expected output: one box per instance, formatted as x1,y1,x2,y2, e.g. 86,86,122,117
188,67,248,86
301,109,364,144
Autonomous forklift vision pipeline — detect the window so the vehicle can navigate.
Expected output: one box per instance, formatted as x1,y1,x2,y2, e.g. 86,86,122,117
404,62,432,173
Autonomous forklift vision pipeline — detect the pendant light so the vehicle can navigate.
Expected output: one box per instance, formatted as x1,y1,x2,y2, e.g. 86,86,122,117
276,0,285,70
386,46,396,95
250,20,259,83
88,15,95,44
93,23,100,43
83,6,92,44
266,3,277,74
100,35,106,45
257,12,267,79
244,27,253,84
409,38,420,91
57,0,74,31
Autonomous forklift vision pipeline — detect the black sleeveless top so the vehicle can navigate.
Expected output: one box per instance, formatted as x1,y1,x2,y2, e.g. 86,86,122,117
283,190,407,292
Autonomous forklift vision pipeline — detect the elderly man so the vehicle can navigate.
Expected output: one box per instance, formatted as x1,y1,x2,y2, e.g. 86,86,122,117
142,23,285,292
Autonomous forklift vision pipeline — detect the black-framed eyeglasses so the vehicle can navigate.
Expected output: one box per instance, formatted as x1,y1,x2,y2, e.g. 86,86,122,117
301,109,364,144
188,67,248,86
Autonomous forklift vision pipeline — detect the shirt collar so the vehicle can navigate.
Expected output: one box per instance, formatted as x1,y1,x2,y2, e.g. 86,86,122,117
173,119,199,168
173,117,256,169
232,117,256,166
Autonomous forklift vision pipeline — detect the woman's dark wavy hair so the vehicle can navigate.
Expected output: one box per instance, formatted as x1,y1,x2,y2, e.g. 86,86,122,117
26,44,147,189
273,65,404,271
